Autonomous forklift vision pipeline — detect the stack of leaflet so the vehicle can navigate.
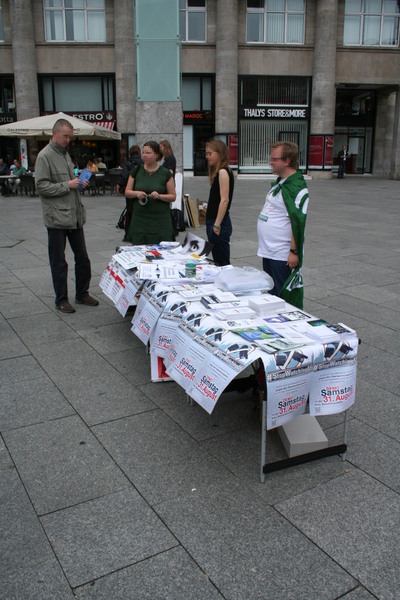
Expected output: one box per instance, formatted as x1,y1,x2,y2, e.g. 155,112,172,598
200,290,257,320
200,291,239,310
214,306,257,320
247,293,285,316
289,319,356,343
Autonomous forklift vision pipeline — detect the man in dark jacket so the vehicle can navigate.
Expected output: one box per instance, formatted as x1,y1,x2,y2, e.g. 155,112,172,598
117,145,143,240
337,145,348,179
0,158,10,195
35,118,99,313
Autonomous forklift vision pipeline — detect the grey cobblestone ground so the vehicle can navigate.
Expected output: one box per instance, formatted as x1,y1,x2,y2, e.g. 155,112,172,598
1,175,399,599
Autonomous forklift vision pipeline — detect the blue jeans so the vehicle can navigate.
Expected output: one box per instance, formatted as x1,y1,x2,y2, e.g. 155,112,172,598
206,215,232,266
48,228,91,305
262,257,291,297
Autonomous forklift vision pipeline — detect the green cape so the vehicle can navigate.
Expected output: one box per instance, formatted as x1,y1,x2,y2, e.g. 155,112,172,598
271,171,309,308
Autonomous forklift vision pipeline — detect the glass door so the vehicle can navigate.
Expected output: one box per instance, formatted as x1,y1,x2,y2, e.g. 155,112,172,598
348,137,365,174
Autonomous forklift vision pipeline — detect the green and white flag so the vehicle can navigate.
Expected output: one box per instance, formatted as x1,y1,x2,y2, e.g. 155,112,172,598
271,171,309,308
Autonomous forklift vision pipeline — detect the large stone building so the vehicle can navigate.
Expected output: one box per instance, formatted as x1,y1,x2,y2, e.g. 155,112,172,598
0,0,399,178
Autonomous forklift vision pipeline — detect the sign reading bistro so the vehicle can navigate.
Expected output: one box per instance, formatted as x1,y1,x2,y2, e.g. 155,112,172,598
240,106,308,119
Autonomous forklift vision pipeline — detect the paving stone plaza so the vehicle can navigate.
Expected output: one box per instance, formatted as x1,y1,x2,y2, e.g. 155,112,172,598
1,175,399,599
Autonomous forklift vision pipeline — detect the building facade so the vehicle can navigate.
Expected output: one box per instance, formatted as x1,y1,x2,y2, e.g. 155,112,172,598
1,0,399,178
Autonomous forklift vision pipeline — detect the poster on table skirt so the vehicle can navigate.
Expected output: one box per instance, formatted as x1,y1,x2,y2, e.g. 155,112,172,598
164,309,260,413
261,345,316,431
309,336,358,416
130,281,164,345
149,291,194,358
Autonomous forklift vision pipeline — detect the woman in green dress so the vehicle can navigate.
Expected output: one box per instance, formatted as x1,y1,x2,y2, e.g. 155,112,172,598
125,141,176,244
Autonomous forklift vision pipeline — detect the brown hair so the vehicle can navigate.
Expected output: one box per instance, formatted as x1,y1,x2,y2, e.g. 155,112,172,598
53,119,73,133
271,141,299,170
129,145,141,156
143,140,163,162
206,139,229,184
160,140,173,157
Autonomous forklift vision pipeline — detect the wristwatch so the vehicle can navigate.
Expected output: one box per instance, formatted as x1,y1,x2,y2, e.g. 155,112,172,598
290,248,298,255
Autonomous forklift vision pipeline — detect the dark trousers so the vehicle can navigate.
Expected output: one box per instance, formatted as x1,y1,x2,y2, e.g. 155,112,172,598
338,162,346,178
206,214,232,266
262,257,291,297
47,228,91,305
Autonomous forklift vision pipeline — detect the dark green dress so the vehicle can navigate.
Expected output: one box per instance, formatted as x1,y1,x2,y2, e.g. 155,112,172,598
126,165,174,244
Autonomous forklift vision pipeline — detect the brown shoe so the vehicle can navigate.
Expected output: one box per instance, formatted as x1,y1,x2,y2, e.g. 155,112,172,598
75,295,99,306
56,301,76,314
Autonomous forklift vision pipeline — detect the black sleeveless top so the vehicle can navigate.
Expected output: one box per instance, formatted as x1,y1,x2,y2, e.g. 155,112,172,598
206,166,234,220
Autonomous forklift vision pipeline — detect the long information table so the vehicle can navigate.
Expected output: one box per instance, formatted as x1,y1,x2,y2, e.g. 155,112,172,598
100,244,358,482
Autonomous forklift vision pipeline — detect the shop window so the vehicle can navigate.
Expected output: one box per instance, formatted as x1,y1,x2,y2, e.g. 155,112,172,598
39,76,114,112
182,76,213,110
247,0,305,44
240,119,308,172
180,0,206,42
0,0,4,42
0,78,15,113
241,76,309,107
43,0,106,42
344,0,400,46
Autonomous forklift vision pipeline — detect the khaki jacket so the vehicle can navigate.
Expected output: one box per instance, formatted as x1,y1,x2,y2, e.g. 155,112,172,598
35,140,86,229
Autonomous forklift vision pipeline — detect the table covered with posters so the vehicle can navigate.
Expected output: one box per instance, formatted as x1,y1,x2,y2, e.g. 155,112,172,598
100,238,358,482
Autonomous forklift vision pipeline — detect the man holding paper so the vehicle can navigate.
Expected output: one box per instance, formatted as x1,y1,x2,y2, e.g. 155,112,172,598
257,141,309,309
35,118,98,313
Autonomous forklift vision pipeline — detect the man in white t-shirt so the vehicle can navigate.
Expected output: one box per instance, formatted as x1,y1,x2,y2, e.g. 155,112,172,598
257,142,309,307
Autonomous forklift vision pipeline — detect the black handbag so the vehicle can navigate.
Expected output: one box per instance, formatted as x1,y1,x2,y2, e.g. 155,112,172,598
171,208,186,235
116,207,127,230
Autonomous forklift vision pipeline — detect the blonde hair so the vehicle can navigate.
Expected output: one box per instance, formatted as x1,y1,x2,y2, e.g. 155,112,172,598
206,139,229,184
271,141,299,170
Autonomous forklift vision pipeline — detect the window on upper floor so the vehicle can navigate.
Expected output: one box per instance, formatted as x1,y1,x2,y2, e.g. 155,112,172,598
344,0,400,46
39,76,114,111
43,0,106,42
0,0,4,42
247,0,305,44
180,0,206,42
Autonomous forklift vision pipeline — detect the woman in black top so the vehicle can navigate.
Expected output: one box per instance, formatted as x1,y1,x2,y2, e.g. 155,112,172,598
160,140,176,178
205,140,234,266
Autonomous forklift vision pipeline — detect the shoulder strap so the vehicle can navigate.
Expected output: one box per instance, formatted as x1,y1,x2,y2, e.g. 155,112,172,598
132,164,141,190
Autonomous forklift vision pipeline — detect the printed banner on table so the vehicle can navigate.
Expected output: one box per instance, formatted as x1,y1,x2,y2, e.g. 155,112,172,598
130,282,164,345
149,291,194,357
263,346,315,430
310,337,358,416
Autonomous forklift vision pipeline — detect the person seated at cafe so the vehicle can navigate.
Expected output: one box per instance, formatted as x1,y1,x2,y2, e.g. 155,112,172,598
86,158,98,173
95,157,107,170
0,158,10,195
7,159,27,195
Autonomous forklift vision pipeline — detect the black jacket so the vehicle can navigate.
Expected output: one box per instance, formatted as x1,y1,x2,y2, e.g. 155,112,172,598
118,153,143,192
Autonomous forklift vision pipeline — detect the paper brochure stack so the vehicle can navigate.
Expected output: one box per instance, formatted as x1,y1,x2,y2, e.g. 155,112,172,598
248,294,286,315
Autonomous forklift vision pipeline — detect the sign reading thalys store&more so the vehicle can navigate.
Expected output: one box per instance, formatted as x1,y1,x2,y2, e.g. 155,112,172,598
240,106,308,119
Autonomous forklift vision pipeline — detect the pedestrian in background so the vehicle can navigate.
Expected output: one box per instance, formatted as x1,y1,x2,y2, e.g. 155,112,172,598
117,145,143,240
337,145,348,179
160,140,176,178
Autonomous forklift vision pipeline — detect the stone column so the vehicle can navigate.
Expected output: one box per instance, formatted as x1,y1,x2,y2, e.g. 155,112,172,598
374,90,398,178
9,0,39,120
310,0,338,178
390,88,400,180
215,0,238,135
114,0,136,134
